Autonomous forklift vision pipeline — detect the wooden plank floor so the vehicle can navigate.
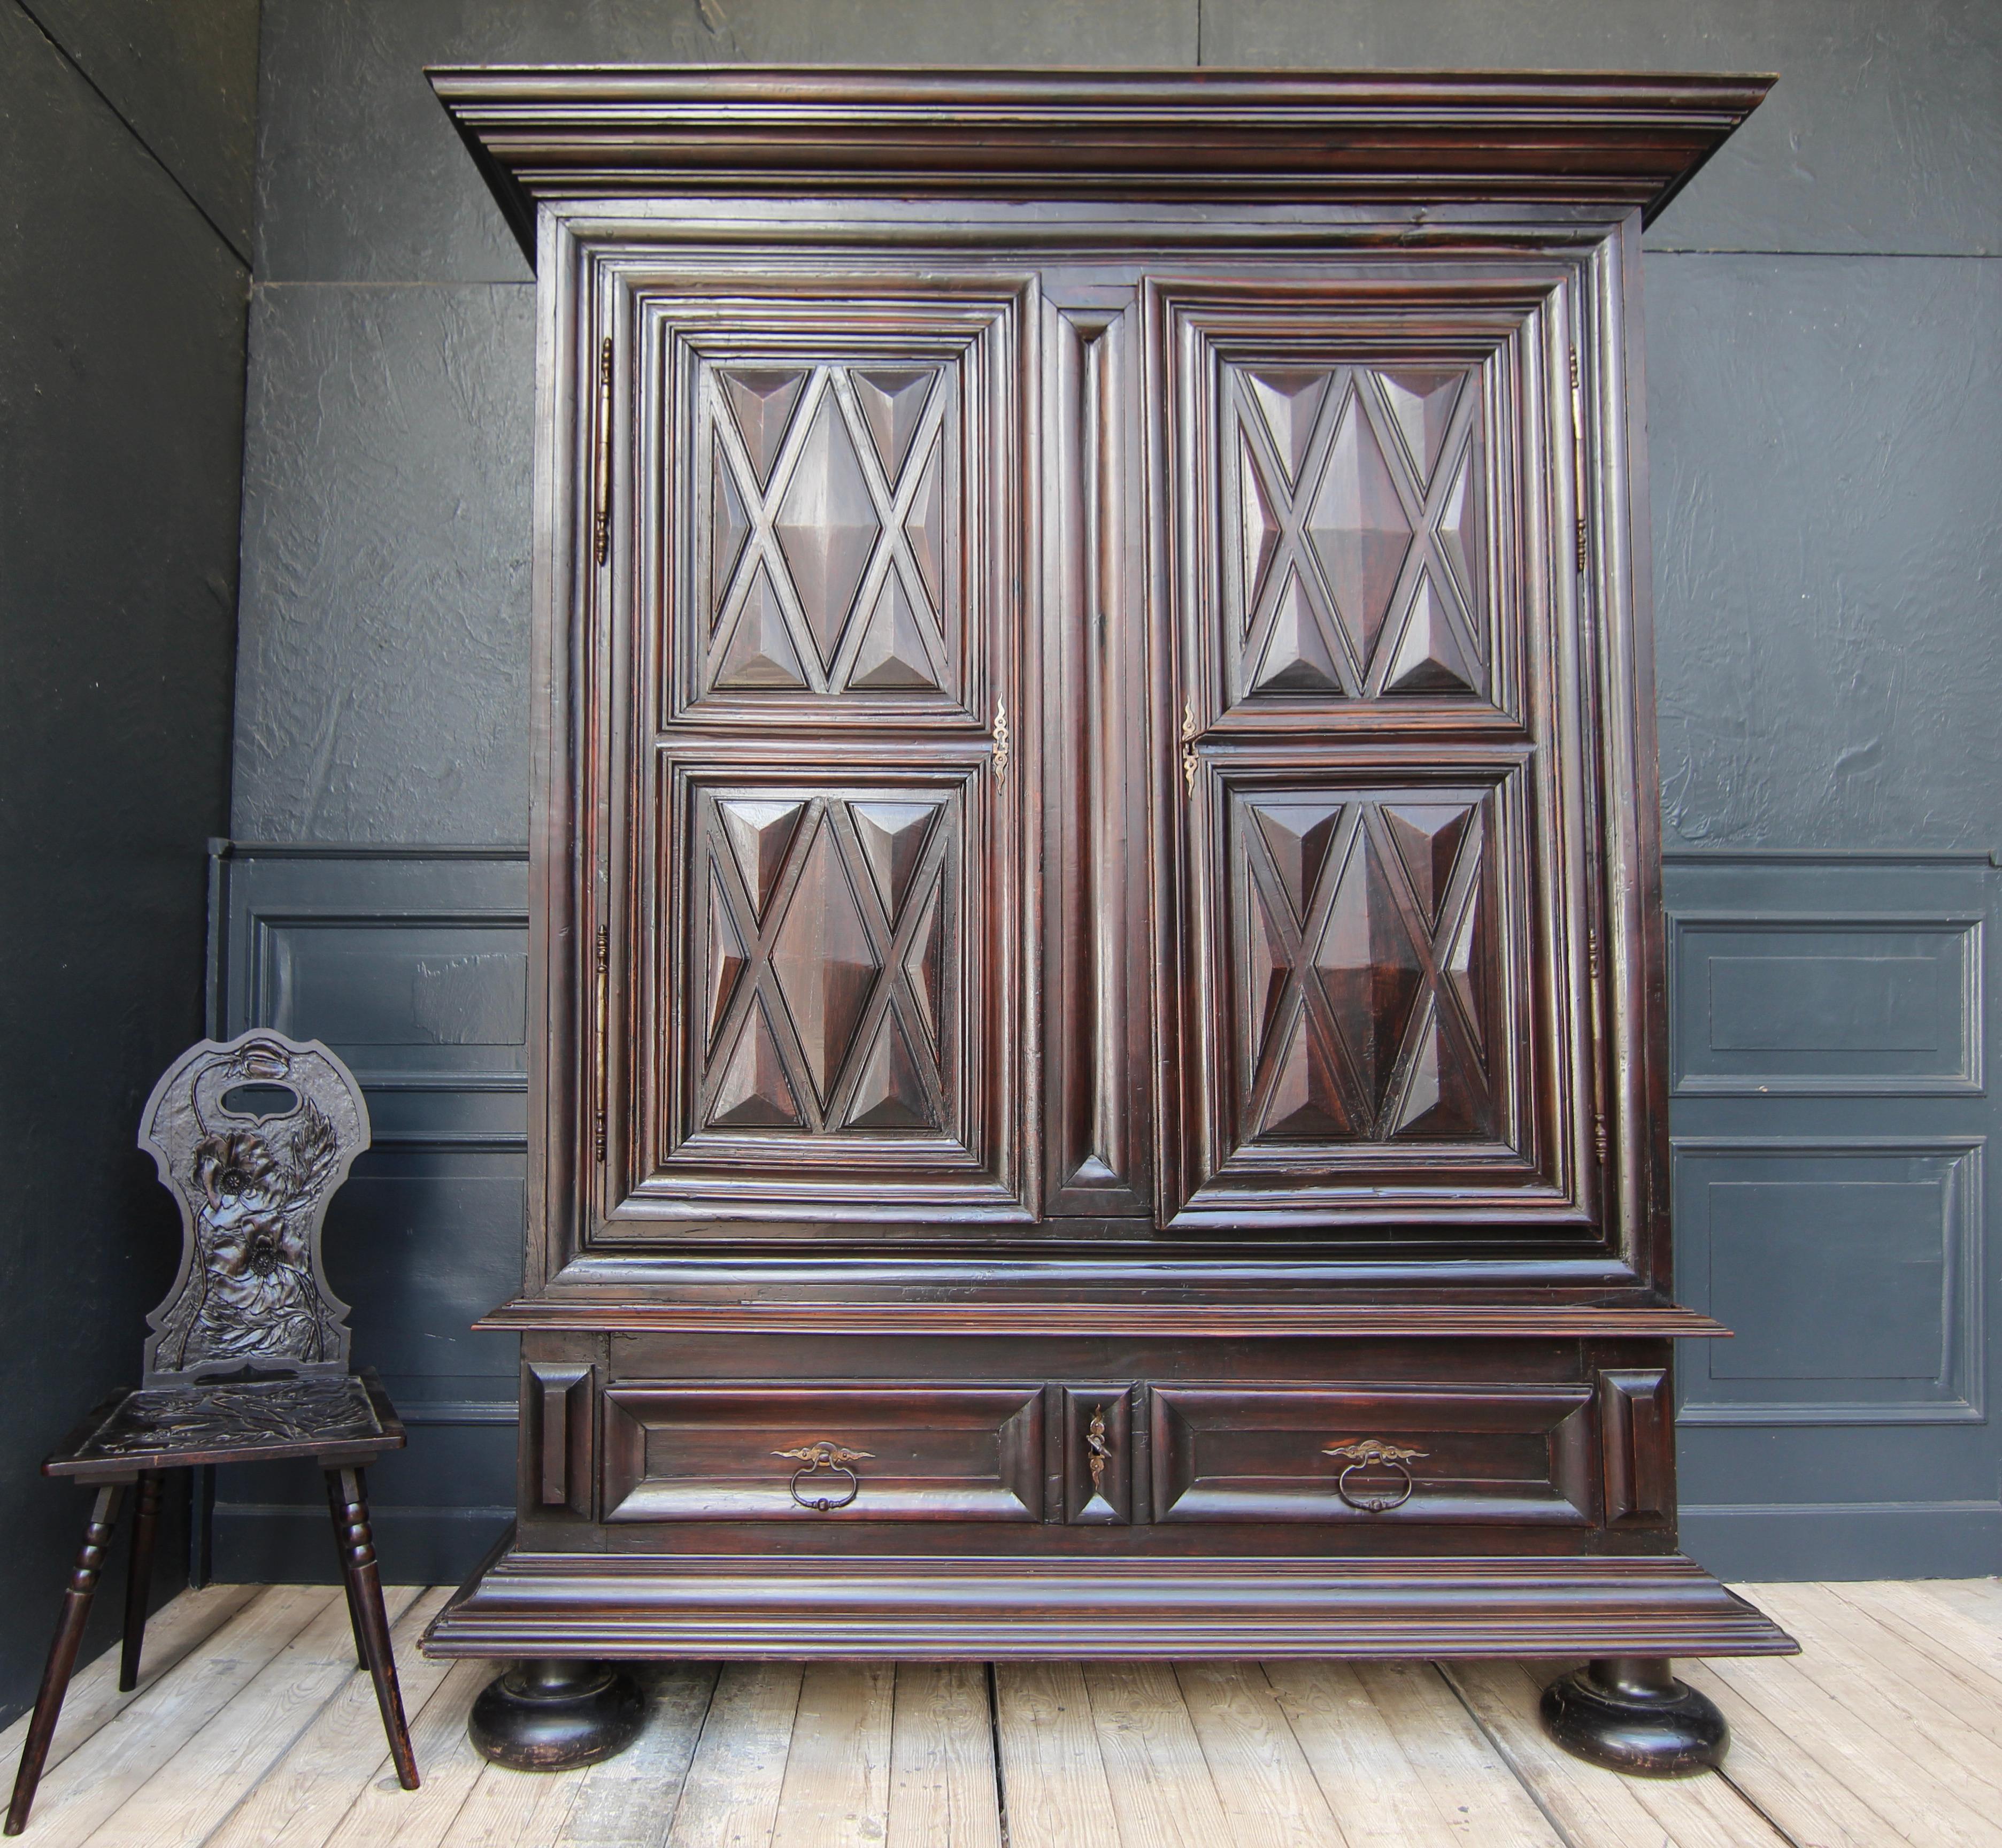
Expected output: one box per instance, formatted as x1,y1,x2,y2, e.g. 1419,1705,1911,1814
3,1580,1996,1846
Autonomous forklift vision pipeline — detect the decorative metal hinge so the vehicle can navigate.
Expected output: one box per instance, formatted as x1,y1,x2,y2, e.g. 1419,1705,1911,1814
592,922,610,1162
1181,700,1199,794
592,336,614,567
992,700,1010,788
1569,347,1588,574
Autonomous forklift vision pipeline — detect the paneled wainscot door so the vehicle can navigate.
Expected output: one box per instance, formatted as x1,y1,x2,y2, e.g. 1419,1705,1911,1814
419,73,1794,1758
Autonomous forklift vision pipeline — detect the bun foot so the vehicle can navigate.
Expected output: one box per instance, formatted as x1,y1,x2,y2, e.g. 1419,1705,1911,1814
468,1659,645,1770
1540,1656,1728,1777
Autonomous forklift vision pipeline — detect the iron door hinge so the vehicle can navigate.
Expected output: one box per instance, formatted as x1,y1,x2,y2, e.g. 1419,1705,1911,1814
592,336,614,567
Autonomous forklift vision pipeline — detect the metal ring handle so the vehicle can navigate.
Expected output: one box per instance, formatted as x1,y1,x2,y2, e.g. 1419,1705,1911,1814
1336,1457,1415,1513
788,1461,860,1513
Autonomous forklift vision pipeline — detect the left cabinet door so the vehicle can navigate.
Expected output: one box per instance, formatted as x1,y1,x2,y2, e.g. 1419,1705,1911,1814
592,277,1037,1229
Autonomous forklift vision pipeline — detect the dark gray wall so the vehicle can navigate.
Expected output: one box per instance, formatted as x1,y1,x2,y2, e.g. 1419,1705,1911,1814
225,1,2002,1580
0,0,258,1726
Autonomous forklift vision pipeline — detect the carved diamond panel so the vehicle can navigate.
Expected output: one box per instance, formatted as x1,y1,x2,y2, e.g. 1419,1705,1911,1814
1228,784,1497,1148
1221,359,1491,708
689,353,965,709
681,782,964,1147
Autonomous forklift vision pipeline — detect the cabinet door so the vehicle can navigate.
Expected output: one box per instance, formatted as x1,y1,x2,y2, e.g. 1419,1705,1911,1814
601,280,1035,1226
1153,274,1605,1236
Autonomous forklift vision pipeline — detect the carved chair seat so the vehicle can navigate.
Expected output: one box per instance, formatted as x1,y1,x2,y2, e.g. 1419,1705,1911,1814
6,1033,419,1836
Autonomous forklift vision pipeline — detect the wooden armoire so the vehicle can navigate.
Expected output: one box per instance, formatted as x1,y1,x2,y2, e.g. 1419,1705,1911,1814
424,68,1793,1769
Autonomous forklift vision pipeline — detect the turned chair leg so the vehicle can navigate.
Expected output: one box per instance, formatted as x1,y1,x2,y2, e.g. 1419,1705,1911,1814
338,1570,368,1670
324,1467,420,1790
119,1473,163,1693
6,1483,125,1836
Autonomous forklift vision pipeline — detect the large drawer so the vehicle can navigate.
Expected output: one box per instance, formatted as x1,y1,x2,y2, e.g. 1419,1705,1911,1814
603,1383,1044,1522
1150,1384,1595,1525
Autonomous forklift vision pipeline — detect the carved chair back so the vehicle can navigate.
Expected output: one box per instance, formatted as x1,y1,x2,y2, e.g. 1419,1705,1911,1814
136,1031,371,1385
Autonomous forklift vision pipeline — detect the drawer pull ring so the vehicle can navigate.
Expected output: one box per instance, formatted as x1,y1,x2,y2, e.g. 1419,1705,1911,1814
1324,1437,1426,1513
775,1440,871,1513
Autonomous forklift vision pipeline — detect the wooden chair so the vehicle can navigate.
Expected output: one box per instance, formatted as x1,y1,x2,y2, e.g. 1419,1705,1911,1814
6,1031,419,1835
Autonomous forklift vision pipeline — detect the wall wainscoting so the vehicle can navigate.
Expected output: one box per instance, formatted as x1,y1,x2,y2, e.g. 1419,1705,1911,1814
205,844,1999,1583
1667,849,2000,1581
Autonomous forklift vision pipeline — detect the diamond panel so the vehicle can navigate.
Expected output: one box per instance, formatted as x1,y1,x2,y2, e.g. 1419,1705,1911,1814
1309,395,1413,668
1260,1012,1351,1138
1383,803,1474,928
771,820,882,1106
851,800,939,922
1244,368,1331,484
1251,800,1343,924
717,564,808,689
704,873,746,1050
902,434,946,611
903,872,945,1050
1313,829,1423,1119
1239,436,1282,615
1251,572,1343,697
719,798,805,922
709,1001,802,1128
845,1015,936,1130
719,369,807,488
851,368,935,480
776,395,882,669
1392,1006,1484,1137
850,572,940,690
1436,443,1485,620
1376,369,1462,488
1383,571,1474,696
710,439,751,622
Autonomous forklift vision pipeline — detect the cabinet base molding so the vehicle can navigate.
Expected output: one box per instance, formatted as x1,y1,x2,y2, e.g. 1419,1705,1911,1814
424,1541,1793,1661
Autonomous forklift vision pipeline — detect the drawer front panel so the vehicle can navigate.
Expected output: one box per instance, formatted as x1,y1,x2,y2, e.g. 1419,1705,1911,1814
1150,1384,1593,1525
603,1383,1043,1522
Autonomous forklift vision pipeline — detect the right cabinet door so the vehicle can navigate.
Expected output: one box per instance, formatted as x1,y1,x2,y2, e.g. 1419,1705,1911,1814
1153,270,1611,1237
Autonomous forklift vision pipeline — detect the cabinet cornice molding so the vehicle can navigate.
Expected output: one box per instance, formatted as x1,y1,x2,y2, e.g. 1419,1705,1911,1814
429,67,1772,260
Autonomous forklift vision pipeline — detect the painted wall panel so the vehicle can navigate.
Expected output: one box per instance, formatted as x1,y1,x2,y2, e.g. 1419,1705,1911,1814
1673,917,1981,1093
214,0,2002,1582
230,283,536,845
1670,855,2002,1578
208,848,527,1583
0,0,254,1728
1203,0,2001,260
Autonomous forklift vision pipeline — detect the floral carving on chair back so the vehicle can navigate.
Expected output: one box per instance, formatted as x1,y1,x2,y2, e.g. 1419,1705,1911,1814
138,1031,371,1384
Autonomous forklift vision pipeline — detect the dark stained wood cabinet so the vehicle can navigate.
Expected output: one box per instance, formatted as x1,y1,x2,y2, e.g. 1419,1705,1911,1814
422,70,1793,1678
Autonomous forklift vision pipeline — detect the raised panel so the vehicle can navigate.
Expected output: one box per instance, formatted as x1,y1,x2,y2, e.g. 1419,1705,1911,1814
1149,1384,1593,1525
1061,1385,1136,1526
1598,1368,1670,1527
625,761,1025,1222
1174,761,1580,1226
523,1361,594,1518
1159,283,1536,737
649,288,1020,727
1672,916,1981,1096
1225,361,1492,707
1673,1141,1985,1424
601,1384,1043,1522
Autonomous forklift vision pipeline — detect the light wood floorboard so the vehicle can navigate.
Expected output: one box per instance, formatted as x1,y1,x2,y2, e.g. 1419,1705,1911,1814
1,1579,1995,1846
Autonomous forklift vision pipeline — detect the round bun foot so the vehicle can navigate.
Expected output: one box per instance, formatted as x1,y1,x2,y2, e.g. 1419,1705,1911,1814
468,1659,646,1771
1540,1657,1728,1777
